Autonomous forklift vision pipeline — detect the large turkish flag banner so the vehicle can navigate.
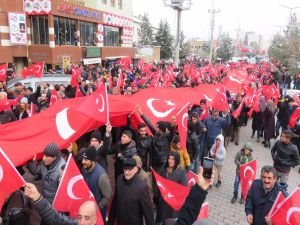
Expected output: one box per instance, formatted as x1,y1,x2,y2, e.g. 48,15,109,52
53,155,103,225
240,159,257,200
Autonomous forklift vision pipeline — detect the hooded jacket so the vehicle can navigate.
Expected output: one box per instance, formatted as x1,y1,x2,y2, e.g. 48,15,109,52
234,149,253,175
209,134,226,166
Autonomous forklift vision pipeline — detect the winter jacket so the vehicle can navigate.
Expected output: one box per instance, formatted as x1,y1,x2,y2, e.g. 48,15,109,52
81,163,112,209
127,116,153,171
175,185,208,225
27,157,66,205
271,140,300,172
110,140,138,181
33,196,77,225
234,149,253,175
204,114,231,147
231,100,249,127
96,133,112,171
170,146,190,169
141,114,174,167
187,119,206,161
209,134,226,166
108,173,154,225
245,179,288,225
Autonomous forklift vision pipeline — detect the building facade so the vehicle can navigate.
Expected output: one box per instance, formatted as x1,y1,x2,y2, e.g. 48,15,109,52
0,0,135,72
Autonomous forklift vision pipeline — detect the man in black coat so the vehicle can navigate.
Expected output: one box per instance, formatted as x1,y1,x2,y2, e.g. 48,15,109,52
271,130,300,184
108,158,154,225
245,165,288,225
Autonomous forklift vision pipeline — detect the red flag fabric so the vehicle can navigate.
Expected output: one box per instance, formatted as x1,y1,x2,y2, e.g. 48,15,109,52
28,103,35,117
78,84,109,124
212,86,229,111
21,62,44,78
267,191,286,218
197,202,209,219
0,63,8,82
50,89,59,106
240,159,257,200
53,155,103,225
270,188,300,225
117,57,131,70
152,169,189,211
232,99,245,119
289,107,300,128
71,65,80,88
8,95,22,108
0,147,26,210
176,103,190,150
199,103,209,121
116,73,124,94
186,171,198,188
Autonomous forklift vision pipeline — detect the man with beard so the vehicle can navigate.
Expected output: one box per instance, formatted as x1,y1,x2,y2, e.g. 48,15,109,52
109,129,138,182
127,111,152,172
245,165,288,225
81,147,112,220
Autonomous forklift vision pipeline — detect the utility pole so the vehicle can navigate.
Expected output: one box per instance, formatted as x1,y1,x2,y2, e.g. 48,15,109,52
279,4,300,23
163,0,191,67
208,0,220,62
234,24,241,56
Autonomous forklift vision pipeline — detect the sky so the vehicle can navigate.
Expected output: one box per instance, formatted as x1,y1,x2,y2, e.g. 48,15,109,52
132,0,300,41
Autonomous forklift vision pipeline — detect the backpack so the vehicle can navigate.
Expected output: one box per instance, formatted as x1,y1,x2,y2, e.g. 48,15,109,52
1,190,31,225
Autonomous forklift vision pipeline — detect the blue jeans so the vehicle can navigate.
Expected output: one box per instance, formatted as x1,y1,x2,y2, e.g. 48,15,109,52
233,175,240,195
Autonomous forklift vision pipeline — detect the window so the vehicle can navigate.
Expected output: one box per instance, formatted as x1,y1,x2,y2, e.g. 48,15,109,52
104,25,120,46
109,0,114,6
54,17,77,46
31,16,49,44
80,22,97,46
117,0,122,8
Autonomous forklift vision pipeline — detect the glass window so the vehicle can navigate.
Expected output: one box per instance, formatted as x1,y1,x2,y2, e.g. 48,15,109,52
54,16,77,46
80,22,97,46
117,0,122,9
103,25,120,46
31,16,49,45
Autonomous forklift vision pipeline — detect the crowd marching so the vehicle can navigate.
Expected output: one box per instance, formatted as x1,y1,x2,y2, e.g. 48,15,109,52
0,57,300,225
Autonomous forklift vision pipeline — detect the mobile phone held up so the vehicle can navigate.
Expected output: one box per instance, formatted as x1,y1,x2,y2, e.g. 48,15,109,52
203,157,214,179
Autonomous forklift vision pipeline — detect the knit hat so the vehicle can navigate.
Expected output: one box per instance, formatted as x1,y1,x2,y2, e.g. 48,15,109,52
122,157,137,169
44,143,61,158
157,121,167,133
81,146,97,161
200,99,207,104
133,155,143,169
122,130,133,139
191,111,199,118
20,97,28,104
243,142,253,151
90,130,102,142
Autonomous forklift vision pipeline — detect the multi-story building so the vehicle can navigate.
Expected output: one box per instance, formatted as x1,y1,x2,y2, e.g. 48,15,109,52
0,0,135,73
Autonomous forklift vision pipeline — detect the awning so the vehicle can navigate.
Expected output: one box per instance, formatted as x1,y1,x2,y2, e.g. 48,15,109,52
83,58,101,65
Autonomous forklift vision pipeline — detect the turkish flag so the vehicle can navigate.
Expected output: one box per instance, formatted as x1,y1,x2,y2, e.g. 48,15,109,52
21,62,44,78
199,103,209,121
0,147,26,210
239,159,257,200
152,169,189,210
231,99,245,119
117,57,131,70
71,65,80,88
0,63,8,82
53,155,103,225
197,202,209,219
186,171,198,188
270,187,300,225
176,103,190,150
96,77,104,89
222,70,250,94
289,107,300,128
116,73,124,94
267,191,286,218
28,103,35,117
78,84,109,124
212,86,229,111
8,95,22,108
50,89,59,106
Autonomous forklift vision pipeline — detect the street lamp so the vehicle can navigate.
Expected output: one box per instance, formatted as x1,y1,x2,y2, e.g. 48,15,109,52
279,4,300,23
163,0,191,66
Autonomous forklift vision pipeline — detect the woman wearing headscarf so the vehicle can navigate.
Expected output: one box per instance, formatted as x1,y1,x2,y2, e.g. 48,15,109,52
251,96,266,142
155,151,188,225
263,99,276,148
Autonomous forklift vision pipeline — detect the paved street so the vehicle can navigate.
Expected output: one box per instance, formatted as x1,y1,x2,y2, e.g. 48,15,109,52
206,120,300,225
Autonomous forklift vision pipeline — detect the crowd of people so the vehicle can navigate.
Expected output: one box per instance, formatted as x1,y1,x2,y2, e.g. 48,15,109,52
0,58,300,225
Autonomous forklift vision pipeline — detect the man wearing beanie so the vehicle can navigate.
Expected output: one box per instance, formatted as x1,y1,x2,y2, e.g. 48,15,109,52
89,124,112,171
27,143,66,205
109,129,138,182
81,146,112,220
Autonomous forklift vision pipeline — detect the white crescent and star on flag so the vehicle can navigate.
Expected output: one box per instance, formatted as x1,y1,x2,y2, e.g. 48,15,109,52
146,98,176,118
67,175,84,200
